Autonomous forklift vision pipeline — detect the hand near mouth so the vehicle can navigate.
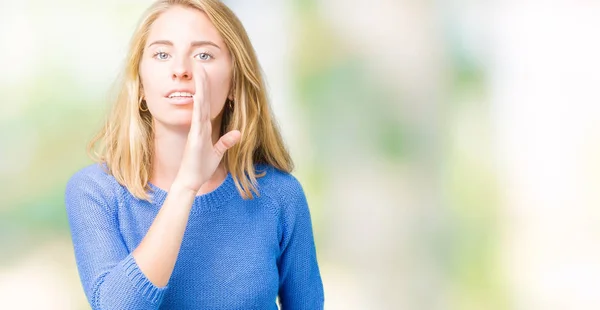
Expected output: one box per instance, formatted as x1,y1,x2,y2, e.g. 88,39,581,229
174,65,241,193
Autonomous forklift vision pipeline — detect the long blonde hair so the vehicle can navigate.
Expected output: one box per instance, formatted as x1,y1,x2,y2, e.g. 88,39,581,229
88,0,293,201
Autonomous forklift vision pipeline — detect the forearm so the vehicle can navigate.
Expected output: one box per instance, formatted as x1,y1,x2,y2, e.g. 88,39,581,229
132,181,197,287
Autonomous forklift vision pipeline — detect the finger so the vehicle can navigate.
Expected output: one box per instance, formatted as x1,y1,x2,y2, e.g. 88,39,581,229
196,66,210,123
202,66,211,121
213,130,241,158
191,69,204,132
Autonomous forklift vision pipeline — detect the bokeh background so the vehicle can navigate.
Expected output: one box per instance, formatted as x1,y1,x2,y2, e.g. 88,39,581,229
1,0,600,309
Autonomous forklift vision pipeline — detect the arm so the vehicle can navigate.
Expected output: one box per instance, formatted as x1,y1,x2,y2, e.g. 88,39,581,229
131,181,196,287
133,64,240,288
277,178,325,310
66,66,241,309
66,170,221,309
65,171,181,310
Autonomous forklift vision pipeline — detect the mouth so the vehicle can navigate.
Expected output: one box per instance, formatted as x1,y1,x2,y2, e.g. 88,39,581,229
166,91,194,98
165,91,194,105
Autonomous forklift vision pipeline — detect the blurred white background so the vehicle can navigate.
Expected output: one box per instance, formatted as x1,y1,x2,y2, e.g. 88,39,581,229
1,0,599,309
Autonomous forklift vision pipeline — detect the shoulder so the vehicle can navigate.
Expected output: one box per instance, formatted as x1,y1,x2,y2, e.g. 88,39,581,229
253,164,310,225
65,163,121,208
254,163,305,201
66,162,115,189
253,165,315,244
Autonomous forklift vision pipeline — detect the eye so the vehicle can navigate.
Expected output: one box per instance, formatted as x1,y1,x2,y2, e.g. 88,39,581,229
153,51,170,60
195,52,213,61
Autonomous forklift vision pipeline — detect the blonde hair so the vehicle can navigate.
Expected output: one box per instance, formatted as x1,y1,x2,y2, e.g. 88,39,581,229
88,0,293,201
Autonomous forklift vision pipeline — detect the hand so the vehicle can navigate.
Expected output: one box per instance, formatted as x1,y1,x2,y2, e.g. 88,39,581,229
174,66,241,193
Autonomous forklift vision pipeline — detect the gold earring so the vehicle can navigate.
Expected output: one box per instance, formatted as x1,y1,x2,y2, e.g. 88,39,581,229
139,98,148,112
228,98,234,110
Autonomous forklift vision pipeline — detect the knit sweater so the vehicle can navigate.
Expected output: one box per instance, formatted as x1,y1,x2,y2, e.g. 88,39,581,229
64,163,324,310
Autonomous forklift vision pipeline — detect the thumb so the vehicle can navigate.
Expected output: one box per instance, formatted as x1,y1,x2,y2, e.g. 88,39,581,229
214,130,241,157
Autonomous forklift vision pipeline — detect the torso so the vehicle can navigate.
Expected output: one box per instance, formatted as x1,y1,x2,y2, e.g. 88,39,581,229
117,166,281,309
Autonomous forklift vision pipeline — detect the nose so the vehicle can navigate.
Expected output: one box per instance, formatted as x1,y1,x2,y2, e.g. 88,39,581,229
171,57,192,80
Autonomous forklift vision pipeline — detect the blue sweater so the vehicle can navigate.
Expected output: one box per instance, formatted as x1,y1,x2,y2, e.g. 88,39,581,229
64,163,324,309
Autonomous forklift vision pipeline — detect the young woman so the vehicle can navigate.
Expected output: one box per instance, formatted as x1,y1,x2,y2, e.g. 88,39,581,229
64,0,324,309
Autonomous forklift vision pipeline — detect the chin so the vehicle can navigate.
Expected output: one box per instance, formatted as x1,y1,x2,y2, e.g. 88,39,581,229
152,111,193,129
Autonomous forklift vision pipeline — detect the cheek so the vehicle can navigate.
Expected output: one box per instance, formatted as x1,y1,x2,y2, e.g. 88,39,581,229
206,67,232,107
139,60,163,100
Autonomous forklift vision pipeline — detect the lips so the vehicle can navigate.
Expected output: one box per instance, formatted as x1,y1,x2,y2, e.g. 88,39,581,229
165,90,194,105
167,91,194,98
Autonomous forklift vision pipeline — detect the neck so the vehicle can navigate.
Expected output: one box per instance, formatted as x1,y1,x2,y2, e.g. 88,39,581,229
150,116,225,194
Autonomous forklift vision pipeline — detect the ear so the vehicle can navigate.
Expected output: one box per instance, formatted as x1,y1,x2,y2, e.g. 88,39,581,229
228,78,235,101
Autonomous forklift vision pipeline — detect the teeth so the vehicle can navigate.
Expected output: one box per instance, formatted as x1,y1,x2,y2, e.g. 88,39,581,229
168,91,193,98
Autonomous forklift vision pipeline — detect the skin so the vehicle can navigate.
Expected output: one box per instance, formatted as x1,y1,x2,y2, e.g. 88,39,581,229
132,5,242,287
140,5,237,193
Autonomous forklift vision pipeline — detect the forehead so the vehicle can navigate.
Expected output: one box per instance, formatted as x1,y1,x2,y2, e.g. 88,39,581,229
147,5,224,46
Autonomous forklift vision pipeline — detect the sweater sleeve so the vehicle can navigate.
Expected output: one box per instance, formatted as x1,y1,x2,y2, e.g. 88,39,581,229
276,176,325,310
64,169,168,310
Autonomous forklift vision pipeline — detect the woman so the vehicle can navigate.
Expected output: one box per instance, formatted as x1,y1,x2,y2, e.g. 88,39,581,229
64,0,324,309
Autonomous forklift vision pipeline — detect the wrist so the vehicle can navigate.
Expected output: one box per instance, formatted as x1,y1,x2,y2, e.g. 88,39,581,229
170,180,201,197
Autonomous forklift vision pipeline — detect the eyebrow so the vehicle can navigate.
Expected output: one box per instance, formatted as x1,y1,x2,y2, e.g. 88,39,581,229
147,40,221,50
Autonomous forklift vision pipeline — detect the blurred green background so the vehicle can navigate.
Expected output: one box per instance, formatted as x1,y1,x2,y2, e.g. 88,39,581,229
2,0,600,309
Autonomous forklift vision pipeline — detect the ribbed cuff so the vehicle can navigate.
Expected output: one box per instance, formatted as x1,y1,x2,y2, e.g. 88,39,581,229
120,253,168,304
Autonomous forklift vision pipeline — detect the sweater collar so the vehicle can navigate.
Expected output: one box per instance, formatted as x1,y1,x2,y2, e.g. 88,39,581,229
147,172,237,212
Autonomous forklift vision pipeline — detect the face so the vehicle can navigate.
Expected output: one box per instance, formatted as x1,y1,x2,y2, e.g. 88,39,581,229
139,5,233,128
